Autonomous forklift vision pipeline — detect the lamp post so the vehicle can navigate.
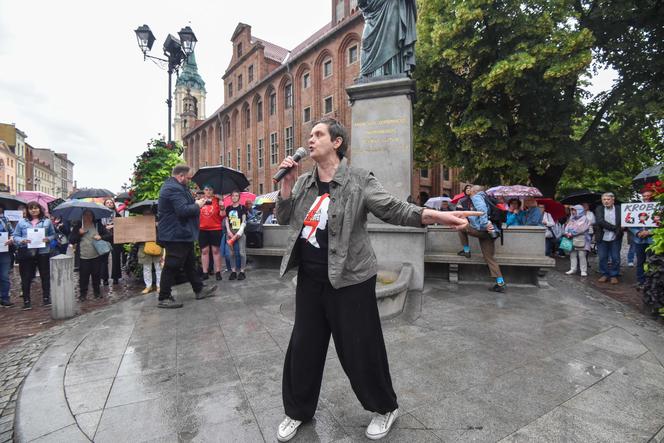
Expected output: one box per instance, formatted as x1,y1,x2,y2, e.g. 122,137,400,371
134,24,198,143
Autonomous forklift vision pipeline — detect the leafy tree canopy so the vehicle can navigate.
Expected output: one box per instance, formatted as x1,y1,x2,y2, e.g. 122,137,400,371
414,0,663,197
129,139,184,202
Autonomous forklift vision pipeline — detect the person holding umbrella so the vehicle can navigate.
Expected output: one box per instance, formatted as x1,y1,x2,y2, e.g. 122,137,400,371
274,118,480,442
69,209,113,300
100,198,123,286
199,185,224,281
157,165,217,309
13,201,56,310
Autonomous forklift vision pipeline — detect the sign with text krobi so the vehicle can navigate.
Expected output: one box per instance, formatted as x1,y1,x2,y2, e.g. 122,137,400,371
113,215,156,244
621,202,662,228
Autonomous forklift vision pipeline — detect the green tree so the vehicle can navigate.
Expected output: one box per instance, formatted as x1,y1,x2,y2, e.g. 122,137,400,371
415,0,663,197
129,139,184,202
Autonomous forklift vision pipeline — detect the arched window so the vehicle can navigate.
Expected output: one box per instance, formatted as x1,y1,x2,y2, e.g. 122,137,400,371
284,84,293,108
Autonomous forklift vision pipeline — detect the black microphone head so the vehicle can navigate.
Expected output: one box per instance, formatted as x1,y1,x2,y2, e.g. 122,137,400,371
293,147,308,161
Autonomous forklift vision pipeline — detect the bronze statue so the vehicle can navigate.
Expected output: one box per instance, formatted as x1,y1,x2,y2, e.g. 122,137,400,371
358,0,417,78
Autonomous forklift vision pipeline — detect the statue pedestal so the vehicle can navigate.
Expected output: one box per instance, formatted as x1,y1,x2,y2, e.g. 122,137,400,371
347,77,423,292
346,77,416,201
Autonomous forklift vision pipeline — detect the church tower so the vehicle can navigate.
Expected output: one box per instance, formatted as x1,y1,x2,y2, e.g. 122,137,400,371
174,51,206,144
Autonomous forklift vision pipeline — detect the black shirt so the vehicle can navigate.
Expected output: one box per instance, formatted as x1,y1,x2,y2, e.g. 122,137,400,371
299,180,331,280
225,205,247,234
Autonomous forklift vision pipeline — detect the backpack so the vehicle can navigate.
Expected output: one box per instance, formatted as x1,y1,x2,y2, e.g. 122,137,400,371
483,194,507,226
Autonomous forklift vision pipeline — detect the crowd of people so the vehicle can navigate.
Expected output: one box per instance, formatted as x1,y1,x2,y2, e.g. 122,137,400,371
435,184,656,291
0,178,264,310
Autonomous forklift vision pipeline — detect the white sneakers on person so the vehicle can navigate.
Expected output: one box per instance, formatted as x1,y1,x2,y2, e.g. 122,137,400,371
365,408,398,440
277,417,302,442
565,270,576,275
580,272,588,277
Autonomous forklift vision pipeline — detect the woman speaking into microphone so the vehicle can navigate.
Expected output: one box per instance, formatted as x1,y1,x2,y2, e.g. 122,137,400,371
274,118,481,442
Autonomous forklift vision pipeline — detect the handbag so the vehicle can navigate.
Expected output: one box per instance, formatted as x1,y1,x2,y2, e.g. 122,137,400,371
144,241,162,256
572,235,585,249
93,239,112,255
559,236,573,253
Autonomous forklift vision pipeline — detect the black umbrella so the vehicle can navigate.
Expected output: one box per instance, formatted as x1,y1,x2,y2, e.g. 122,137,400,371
128,199,158,215
47,198,65,214
560,190,603,205
115,192,132,202
192,166,250,195
0,193,27,210
51,200,113,221
69,188,115,199
633,163,663,190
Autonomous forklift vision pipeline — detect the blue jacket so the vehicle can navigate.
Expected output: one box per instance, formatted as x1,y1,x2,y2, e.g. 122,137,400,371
630,227,654,245
13,218,55,255
157,177,200,243
468,192,494,232
523,207,543,226
0,216,13,256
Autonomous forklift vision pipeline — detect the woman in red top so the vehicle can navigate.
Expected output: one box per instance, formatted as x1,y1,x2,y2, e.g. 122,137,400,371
199,185,225,280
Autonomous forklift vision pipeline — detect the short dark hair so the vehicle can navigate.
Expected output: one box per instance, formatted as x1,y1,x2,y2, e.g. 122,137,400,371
172,165,191,176
508,198,521,208
26,201,45,219
313,117,348,159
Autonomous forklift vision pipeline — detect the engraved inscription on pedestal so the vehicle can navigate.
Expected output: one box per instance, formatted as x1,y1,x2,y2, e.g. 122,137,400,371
347,78,415,201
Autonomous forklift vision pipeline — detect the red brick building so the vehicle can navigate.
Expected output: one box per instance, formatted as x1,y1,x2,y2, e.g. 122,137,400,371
183,0,464,200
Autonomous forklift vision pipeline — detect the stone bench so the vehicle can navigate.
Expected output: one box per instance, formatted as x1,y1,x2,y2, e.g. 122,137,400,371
425,225,555,287
246,224,426,290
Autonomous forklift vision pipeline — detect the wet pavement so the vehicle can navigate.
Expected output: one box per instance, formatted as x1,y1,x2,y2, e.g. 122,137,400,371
10,266,664,442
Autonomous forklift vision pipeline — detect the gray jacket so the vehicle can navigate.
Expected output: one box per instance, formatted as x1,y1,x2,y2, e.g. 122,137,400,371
277,158,423,288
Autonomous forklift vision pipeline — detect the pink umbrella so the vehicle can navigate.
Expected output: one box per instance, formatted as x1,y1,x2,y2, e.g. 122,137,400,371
486,185,542,198
17,191,57,212
222,191,257,208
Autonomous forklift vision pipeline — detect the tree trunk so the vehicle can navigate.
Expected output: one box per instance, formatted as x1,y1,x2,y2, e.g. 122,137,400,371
529,164,568,198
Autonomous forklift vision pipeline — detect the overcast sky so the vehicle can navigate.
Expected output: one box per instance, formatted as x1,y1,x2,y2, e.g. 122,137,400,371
0,0,329,192
0,0,615,193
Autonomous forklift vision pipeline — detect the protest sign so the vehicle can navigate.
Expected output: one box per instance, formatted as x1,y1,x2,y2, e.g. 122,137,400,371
621,202,661,228
113,215,156,243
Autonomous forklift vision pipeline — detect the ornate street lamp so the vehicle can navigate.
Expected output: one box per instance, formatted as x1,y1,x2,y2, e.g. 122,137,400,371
134,24,198,143
134,24,156,57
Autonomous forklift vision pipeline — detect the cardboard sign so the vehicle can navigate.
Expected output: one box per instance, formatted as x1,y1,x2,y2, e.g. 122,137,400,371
112,215,156,244
621,202,662,228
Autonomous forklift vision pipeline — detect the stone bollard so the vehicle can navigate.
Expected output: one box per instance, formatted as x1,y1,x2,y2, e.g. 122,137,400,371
50,254,78,319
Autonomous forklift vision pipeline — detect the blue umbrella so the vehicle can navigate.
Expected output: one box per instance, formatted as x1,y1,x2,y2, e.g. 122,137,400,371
52,200,113,221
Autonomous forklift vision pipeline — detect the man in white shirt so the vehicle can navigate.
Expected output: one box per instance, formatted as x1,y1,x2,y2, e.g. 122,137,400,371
593,192,623,284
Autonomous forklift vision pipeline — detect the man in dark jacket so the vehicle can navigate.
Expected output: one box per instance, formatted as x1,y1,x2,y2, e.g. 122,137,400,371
594,192,623,284
157,165,216,308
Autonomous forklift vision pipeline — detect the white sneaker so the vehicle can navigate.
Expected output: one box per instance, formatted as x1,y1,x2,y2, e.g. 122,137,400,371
277,417,302,442
580,272,588,277
565,270,576,275
628,262,634,267
366,409,398,440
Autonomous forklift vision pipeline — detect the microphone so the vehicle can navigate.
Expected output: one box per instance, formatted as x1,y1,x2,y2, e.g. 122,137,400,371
272,147,308,183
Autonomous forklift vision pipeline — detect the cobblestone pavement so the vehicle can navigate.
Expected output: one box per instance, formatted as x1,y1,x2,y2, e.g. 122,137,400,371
10,268,664,442
1,254,662,442
0,266,144,443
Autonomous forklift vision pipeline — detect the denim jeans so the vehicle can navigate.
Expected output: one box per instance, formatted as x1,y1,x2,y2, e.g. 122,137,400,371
220,232,233,271
597,239,622,278
627,243,635,263
634,243,650,284
0,253,11,302
545,237,555,257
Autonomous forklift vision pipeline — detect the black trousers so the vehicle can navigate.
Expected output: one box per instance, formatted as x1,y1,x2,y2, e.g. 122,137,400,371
19,253,51,302
282,270,398,421
79,256,102,297
158,241,202,300
100,244,124,282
